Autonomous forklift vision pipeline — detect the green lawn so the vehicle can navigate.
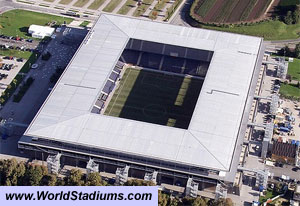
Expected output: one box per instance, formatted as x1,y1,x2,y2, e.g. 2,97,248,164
288,58,300,81
259,189,278,203
200,20,300,41
43,0,55,2
103,0,122,12
87,0,106,10
79,20,90,27
0,49,32,59
117,0,136,15
0,10,73,39
73,0,90,7
58,0,73,5
104,68,203,129
133,0,154,17
280,83,300,98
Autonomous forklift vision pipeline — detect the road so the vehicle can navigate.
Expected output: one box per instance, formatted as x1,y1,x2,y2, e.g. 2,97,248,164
170,0,192,27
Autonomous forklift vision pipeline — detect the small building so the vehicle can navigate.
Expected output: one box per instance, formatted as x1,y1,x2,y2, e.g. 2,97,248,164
28,25,55,39
271,141,297,164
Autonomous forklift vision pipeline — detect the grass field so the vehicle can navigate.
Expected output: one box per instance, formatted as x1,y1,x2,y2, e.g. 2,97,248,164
200,20,300,40
104,68,203,129
280,83,300,98
117,0,136,15
58,0,73,5
79,21,90,27
287,58,300,81
0,49,32,59
73,0,90,7
103,0,122,12
87,0,106,10
0,10,72,39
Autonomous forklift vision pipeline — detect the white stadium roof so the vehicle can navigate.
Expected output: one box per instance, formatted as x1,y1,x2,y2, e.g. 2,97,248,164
23,14,263,172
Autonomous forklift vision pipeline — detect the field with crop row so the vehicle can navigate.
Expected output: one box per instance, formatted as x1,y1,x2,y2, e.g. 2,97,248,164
190,0,273,23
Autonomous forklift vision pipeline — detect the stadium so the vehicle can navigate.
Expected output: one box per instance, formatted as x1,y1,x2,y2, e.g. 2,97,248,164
18,14,264,194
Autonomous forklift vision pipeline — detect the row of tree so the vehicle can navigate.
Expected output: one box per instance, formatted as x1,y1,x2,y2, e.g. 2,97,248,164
158,192,233,206
0,158,105,186
283,8,300,25
278,43,300,59
0,159,233,206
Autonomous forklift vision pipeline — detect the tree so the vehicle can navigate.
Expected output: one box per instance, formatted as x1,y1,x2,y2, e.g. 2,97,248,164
284,11,293,24
0,159,26,186
295,43,300,58
210,198,234,206
192,197,207,206
86,172,102,186
292,6,300,24
41,174,57,186
24,164,48,186
125,179,155,186
65,169,84,186
158,191,169,206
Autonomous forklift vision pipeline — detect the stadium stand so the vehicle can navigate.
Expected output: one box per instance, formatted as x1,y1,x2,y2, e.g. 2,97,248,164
120,39,213,77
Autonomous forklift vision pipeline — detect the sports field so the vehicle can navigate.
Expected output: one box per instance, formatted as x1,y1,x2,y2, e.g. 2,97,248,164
104,68,203,129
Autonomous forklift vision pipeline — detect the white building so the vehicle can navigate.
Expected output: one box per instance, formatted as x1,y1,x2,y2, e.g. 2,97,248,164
28,25,55,39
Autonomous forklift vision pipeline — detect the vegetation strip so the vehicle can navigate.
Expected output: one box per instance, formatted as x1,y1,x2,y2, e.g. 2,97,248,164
39,3,50,7
87,0,106,10
73,0,90,8
133,0,154,17
165,0,182,20
117,0,136,15
149,0,169,19
103,0,122,12
58,0,73,5
79,20,90,27
16,0,34,4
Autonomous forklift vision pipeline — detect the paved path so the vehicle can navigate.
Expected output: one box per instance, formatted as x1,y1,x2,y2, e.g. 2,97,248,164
155,0,171,21
97,0,110,12
143,0,157,17
126,2,137,16
112,0,128,13
81,0,93,9
169,0,191,26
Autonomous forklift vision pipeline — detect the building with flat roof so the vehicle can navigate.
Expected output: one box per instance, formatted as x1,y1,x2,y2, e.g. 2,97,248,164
28,25,55,39
19,14,264,193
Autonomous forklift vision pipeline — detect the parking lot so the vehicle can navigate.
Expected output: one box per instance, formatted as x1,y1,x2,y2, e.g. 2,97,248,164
0,34,38,50
0,57,25,96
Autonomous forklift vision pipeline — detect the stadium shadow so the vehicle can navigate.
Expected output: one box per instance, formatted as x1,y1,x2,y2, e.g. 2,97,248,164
117,69,203,129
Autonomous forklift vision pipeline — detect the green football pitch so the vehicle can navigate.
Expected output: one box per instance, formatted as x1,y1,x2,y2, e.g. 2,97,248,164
104,68,203,129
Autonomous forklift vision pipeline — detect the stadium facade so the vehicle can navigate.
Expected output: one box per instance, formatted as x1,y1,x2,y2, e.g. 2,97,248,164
19,14,265,194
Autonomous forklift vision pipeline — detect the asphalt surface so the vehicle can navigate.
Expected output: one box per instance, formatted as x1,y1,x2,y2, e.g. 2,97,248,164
0,27,84,158
0,38,38,50
170,0,192,27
